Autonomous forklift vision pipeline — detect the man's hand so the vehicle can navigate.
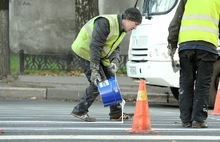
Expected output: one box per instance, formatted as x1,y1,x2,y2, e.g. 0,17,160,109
167,44,177,57
90,69,101,86
110,58,119,74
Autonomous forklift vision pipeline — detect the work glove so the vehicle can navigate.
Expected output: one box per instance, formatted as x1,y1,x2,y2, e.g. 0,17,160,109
167,44,177,57
110,58,120,74
90,69,101,86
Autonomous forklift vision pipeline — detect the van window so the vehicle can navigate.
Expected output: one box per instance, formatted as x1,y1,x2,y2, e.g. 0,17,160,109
150,0,176,13
136,0,177,16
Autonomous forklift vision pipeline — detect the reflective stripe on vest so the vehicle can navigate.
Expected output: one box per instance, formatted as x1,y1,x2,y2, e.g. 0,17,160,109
180,15,219,36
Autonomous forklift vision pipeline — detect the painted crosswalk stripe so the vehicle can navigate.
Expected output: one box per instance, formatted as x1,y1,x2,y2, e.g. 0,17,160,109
0,135,220,140
1,127,220,132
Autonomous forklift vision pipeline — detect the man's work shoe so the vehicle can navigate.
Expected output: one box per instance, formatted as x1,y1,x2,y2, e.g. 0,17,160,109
182,122,192,128
192,121,208,128
71,111,96,122
110,113,134,121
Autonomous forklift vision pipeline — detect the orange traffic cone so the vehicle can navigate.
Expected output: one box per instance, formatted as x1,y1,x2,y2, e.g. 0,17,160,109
210,79,220,115
126,80,157,134
0,130,4,134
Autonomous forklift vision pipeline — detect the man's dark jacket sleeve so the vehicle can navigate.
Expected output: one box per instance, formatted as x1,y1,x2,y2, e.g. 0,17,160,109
167,0,187,48
90,17,110,70
109,47,120,62
219,21,220,39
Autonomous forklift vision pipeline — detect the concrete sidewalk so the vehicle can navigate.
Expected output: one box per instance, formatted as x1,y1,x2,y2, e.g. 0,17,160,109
0,75,177,104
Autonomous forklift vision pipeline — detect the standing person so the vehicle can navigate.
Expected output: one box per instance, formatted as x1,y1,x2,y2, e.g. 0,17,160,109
168,0,220,128
70,7,142,122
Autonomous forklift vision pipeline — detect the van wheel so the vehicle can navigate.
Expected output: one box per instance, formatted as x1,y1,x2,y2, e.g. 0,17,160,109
210,60,220,108
170,87,179,101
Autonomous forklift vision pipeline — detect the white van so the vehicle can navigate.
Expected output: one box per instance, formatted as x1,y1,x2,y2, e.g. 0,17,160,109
127,0,220,107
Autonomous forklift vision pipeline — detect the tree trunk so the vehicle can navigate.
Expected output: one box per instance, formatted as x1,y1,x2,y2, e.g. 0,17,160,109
0,0,10,79
75,0,99,37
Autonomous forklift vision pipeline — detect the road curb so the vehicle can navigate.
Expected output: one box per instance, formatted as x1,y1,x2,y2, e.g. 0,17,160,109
0,87,46,100
0,87,177,104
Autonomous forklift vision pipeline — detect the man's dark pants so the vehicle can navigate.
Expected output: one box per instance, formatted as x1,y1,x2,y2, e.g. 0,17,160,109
179,48,218,123
72,53,122,117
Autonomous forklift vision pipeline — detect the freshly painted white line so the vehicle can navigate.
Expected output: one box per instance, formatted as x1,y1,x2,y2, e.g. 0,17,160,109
0,121,123,124
0,135,219,140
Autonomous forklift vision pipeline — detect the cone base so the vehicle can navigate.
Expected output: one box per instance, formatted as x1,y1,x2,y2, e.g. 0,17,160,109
126,129,158,134
0,130,4,134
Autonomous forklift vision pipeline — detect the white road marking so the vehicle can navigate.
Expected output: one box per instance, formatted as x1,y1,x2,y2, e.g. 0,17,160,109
1,113,219,140
0,135,219,140
0,120,218,126
1,127,220,132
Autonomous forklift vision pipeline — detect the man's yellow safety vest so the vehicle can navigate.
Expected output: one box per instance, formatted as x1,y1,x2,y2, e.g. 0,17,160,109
71,15,126,66
178,0,220,48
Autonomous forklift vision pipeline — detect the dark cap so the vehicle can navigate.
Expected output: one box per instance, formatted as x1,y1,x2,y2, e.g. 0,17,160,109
122,7,142,24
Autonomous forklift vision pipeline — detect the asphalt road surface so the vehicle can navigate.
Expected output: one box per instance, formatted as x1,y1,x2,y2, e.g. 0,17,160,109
0,100,220,142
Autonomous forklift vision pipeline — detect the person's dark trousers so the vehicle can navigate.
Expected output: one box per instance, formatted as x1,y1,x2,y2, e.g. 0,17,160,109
72,52,122,116
179,48,217,123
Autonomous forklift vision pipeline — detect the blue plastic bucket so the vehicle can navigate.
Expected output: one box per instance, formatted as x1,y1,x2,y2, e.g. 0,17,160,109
98,77,123,107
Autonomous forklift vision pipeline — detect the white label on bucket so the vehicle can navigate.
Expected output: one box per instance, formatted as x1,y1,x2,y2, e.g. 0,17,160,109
99,80,109,88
